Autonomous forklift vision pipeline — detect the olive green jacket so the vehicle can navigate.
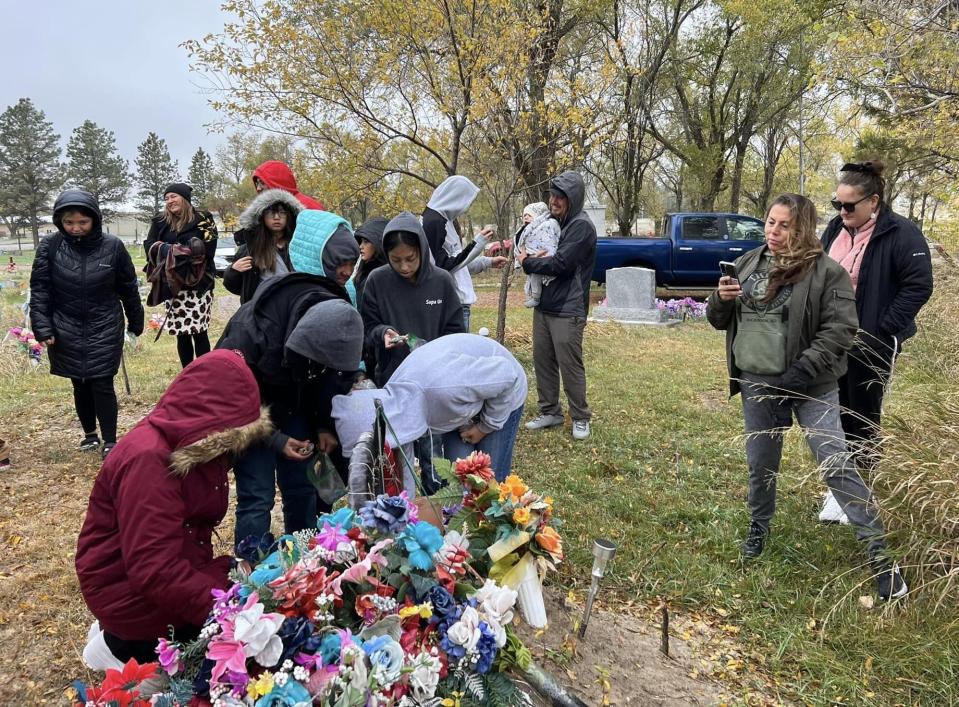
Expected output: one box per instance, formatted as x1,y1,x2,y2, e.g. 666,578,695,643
707,246,859,398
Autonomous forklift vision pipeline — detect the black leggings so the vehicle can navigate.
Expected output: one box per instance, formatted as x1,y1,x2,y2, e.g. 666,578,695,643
72,378,118,443
176,331,211,368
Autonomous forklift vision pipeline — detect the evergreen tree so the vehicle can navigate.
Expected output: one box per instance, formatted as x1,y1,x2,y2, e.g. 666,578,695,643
65,119,131,218
134,132,179,220
0,98,62,248
188,147,216,208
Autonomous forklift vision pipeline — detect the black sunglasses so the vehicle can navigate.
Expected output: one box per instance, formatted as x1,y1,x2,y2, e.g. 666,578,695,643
830,194,871,212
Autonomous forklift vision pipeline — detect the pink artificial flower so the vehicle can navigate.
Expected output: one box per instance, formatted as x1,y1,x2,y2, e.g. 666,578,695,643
400,491,419,523
155,638,182,677
331,538,393,594
315,521,352,552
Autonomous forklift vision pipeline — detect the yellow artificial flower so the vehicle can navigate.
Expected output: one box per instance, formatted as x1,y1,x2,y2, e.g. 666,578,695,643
442,692,464,707
247,671,275,699
399,602,433,620
498,474,528,502
512,507,532,526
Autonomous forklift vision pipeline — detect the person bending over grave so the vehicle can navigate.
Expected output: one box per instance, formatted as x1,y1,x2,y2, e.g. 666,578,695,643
707,192,907,601
332,332,528,491
76,350,272,668
360,212,465,494
29,190,144,460
217,273,363,548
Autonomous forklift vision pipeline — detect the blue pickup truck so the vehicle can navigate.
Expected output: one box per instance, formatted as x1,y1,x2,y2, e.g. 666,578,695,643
592,212,766,286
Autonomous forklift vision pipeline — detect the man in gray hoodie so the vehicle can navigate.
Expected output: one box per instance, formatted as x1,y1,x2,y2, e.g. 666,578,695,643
332,333,528,493
518,171,598,441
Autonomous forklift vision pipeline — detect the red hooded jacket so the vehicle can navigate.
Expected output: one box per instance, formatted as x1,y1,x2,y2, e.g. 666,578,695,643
252,161,325,210
75,350,270,641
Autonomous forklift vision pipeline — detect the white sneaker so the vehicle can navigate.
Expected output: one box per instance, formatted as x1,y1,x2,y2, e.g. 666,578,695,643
819,490,850,524
525,414,564,431
572,420,590,440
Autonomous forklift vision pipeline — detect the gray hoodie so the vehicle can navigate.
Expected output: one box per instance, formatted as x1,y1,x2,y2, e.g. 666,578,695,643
332,333,528,457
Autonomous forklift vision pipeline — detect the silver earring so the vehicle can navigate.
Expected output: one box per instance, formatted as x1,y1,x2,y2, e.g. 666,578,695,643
870,212,877,220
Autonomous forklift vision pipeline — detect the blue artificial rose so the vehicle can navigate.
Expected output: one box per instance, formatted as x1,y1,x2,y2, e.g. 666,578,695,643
362,634,405,685
359,494,411,535
236,532,276,565
318,506,356,532
400,521,444,571
427,585,456,619
254,680,312,706
277,617,316,664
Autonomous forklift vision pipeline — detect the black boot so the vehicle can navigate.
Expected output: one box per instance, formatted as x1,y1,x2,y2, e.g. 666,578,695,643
741,523,767,559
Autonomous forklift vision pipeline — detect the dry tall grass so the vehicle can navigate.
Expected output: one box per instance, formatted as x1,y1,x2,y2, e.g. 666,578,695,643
872,262,959,609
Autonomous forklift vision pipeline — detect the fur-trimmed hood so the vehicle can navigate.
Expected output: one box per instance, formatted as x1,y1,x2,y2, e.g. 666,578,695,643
143,349,271,469
169,405,273,476
238,189,304,231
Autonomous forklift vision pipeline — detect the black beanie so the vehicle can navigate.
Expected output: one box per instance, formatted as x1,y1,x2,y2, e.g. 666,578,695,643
164,183,193,202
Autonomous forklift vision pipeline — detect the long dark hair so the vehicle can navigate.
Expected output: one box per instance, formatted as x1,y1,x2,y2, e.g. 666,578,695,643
249,202,296,271
762,193,822,303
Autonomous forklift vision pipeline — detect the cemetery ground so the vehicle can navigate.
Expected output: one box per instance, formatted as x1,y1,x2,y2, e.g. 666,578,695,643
0,260,957,705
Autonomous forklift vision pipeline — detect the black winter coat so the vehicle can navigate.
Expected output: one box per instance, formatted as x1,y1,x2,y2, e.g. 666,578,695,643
222,243,294,304
30,222,144,380
144,211,218,296
821,208,933,347
522,171,597,318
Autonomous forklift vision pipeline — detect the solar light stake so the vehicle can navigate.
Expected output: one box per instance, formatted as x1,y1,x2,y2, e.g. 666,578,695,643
578,538,617,639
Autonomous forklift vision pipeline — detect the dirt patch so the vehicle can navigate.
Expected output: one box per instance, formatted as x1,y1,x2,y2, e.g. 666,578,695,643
515,592,723,706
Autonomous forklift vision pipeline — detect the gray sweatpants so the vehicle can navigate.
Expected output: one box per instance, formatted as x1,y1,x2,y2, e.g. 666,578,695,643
532,309,591,421
741,374,886,557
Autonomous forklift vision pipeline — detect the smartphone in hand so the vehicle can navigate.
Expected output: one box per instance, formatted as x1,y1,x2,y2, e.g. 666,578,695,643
719,260,739,282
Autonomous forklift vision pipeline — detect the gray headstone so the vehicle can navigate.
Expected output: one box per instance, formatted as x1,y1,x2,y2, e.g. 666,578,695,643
590,266,677,327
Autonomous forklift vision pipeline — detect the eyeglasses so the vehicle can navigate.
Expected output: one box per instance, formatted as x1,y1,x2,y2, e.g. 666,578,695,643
830,194,871,213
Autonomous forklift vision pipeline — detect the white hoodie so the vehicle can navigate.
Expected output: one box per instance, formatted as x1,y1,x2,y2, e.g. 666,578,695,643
332,333,528,457
425,176,489,305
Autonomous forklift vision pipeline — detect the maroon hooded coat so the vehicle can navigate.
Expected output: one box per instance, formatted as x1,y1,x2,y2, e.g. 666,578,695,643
75,349,271,641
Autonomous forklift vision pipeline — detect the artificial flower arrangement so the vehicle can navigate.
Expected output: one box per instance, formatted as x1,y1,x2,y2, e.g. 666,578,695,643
4,326,43,366
656,297,707,320
147,312,165,331
73,452,562,707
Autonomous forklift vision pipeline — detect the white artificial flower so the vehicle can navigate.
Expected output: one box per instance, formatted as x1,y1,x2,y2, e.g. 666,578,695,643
474,579,518,647
446,605,482,654
408,652,442,699
233,603,285,667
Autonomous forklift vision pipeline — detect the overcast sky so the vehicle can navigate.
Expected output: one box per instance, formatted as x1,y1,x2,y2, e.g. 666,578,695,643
1,0,234,173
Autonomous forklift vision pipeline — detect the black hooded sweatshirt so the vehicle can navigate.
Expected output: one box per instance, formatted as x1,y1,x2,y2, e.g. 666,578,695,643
360,212,465,386
29,190,144,380
353,216,389,306
522,171,597,318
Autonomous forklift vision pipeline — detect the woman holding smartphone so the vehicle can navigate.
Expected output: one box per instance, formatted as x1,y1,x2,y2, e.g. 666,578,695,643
707,193,906,601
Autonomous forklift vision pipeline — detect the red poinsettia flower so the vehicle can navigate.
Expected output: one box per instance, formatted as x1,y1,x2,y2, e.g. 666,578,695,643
85,660,158,706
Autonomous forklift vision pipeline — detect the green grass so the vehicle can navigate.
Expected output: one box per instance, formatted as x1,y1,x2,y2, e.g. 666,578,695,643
1,264,956,704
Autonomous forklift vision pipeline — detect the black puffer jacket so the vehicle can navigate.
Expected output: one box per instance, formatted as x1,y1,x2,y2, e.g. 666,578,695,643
144,208,218,296
29,190,144,380
521,171,597,318
821,208,933,346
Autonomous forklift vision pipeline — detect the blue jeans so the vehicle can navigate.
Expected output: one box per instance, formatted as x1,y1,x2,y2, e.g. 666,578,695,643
442,405,524,482
233,411,316,548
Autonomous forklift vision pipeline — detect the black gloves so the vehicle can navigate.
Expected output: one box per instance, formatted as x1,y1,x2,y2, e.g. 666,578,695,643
775,361,814,398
